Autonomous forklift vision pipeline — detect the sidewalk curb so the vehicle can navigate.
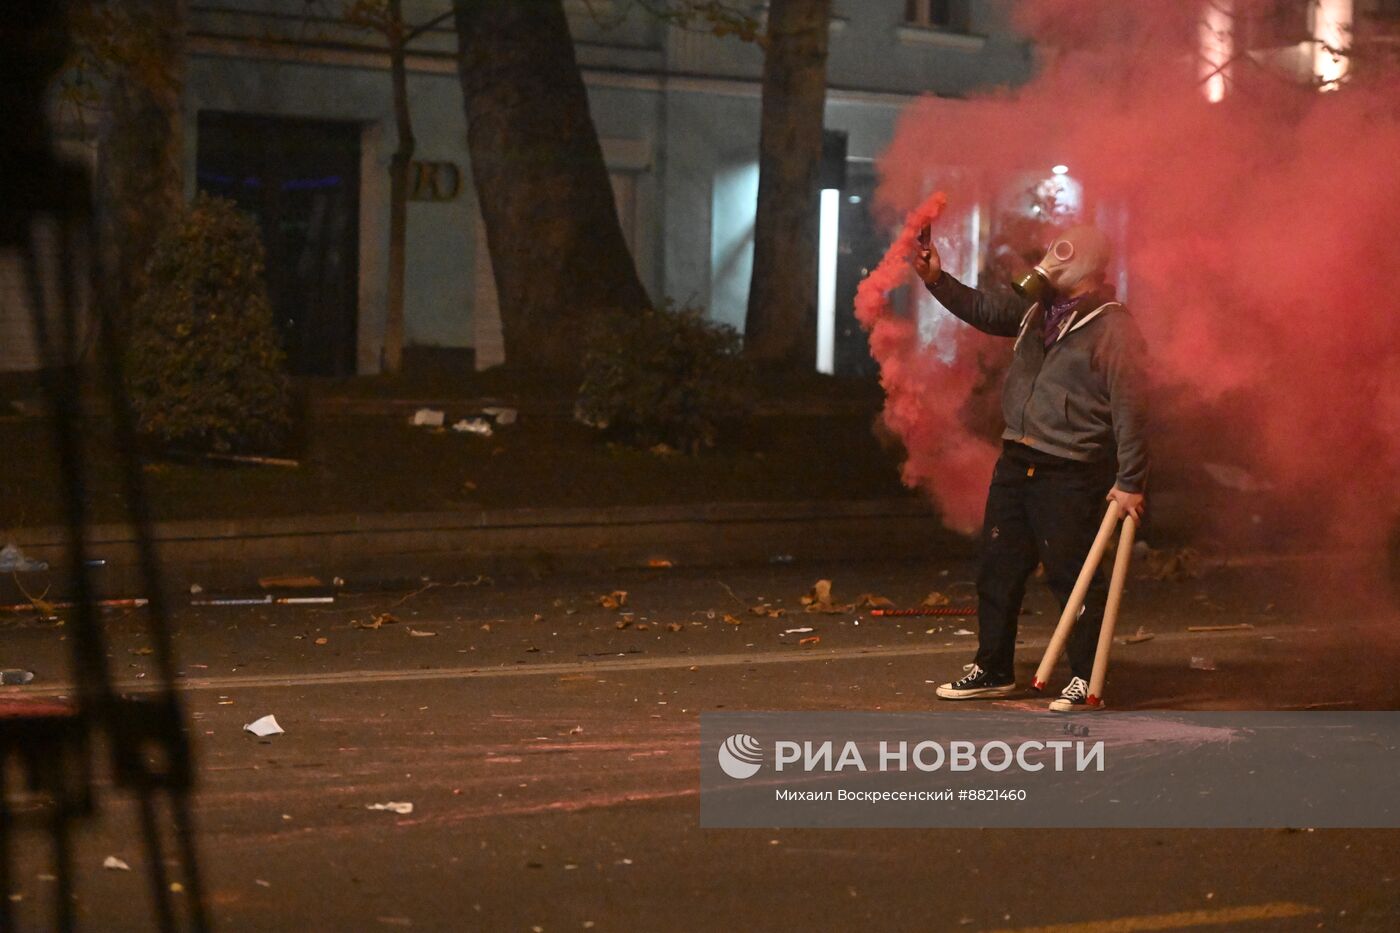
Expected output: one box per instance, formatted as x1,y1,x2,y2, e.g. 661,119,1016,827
7,498,970,589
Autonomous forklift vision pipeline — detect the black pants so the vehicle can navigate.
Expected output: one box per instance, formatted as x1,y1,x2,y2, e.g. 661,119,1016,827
975,445,1117,682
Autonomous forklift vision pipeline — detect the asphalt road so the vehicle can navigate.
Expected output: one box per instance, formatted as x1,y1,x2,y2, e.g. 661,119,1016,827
3,554,1399,931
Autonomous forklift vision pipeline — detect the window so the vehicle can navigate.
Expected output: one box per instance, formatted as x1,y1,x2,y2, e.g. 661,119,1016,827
1240,0,1310,48
905,0,970,32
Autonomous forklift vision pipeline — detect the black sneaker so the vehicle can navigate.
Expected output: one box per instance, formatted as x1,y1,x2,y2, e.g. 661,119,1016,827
936,664,1015,700
1048,676,1101,712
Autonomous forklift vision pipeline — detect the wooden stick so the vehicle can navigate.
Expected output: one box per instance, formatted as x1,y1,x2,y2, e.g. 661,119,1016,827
1086,514,1138,707
1032,500,1122,690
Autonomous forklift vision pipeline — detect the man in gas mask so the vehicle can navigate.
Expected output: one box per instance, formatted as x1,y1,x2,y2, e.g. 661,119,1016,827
913,224,1148,711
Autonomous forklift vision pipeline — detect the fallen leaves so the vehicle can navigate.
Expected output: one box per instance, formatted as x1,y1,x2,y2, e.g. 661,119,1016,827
598,591,628,610
801,579,853,614
855,594,896,610
922,591,952,607
353,612,400,631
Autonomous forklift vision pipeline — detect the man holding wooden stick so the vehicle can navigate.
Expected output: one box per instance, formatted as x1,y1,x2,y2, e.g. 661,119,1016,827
913,224,1149,711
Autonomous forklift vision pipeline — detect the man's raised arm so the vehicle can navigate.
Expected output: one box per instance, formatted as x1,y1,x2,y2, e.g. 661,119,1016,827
912,228,1031,338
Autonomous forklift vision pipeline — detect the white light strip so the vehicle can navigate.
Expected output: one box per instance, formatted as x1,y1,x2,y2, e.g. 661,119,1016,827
816,188,840,375
1314,0,1352,91
1199,0,1232,103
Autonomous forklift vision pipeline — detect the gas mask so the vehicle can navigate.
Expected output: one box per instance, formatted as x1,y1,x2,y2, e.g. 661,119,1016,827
1012,225,1112,303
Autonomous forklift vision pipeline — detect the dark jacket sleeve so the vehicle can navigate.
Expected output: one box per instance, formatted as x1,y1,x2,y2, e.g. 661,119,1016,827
925,271,1032,338
1095,313,1150,494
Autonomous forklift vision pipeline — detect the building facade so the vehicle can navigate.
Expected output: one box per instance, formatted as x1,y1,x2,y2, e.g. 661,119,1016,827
136,0,1034,377
4,1,1384,376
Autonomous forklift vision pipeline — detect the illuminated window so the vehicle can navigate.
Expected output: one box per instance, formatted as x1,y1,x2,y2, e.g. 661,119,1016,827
905,0,970,32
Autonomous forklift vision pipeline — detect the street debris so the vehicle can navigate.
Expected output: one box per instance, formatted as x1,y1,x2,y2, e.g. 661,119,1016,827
801,579,853,614
102,856,131,872
275,591,335,605
366,802,413,815
202,452,299,468
723,613,743,625
798,635,821,646
614,619,631,630
1124,627,1155,644
451,417,493,436
259,575,323,589
1187,623,1253,633
748,603,786,618
922,591,951,607
648,558,674,568
411,408,445,427
0,543,47,573
407,628,436,637
243,715,284,737
855,593,896,609
666,623,683,632
953,628,974,636
191,594,271,607
314,637,329,646
598,590,628,610
1189,656,1217,671
783,627,814,635
354,612,401,630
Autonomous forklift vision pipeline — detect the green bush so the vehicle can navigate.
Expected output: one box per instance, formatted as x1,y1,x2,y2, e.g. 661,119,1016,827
126,194,291,454
576,305,753,454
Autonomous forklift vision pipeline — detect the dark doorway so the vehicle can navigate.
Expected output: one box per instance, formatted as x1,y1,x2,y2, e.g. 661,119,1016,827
196,112,360,376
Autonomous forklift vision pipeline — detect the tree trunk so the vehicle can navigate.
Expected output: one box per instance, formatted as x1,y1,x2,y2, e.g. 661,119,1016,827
743,0,831,367
452,0,650,372
382,0,414,375
94,0,188,325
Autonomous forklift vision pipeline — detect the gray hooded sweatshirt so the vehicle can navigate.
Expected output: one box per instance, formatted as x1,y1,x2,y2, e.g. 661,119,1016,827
927,272,1150,494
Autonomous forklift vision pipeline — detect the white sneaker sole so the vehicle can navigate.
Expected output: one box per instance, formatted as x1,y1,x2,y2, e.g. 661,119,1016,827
1048,698,1103,712
936,683,1016,700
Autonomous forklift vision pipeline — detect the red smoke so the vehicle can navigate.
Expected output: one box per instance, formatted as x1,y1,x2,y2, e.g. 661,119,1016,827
860,0,1400,556
854,192,1003,534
